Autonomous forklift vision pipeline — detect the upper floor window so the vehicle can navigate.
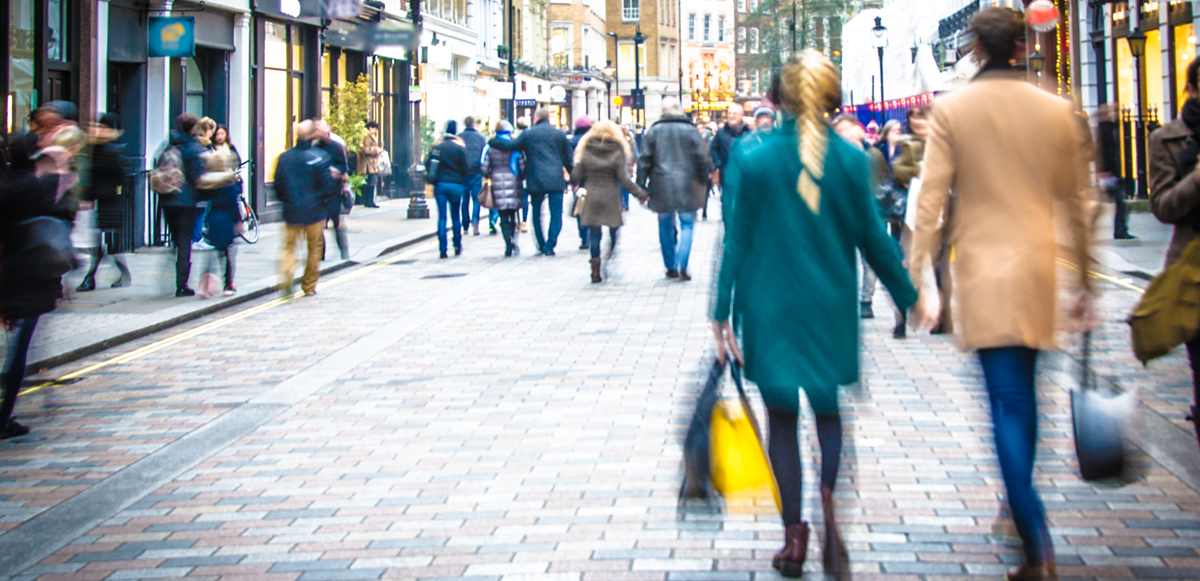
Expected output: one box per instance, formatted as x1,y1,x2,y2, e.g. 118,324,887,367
737,27,746,53
737,0,745,13
750,0,758,12
750,28,759,54
623,0,639,22
703,14,711,42
718,17,725,43
689,14,695,41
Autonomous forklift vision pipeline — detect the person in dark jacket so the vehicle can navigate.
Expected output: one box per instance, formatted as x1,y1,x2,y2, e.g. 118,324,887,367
489,107,574,255
570,120,647,283
197,125,243,297
1098,104,1135,240
568,115,593,250
709,103,750,196
481,120,526,257
77,113,132,291
425,120,470,258
274,120,335,297
638,98,713,281
0,124,82,439
314,119,351,260
162,113,208,297
459,117,488,236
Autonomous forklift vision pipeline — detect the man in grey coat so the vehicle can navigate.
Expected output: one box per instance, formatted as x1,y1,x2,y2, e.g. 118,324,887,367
638,98,713,281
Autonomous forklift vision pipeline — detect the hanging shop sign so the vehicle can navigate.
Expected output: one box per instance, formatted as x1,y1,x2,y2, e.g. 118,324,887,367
550,86,568,103
148,17,195,58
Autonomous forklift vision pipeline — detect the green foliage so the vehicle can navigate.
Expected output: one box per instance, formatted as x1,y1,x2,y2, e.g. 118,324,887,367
346,172,368,196
328,74,371,155
421,115,437,154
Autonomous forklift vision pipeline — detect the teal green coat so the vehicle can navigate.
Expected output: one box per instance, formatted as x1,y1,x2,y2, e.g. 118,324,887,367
713,121,918,413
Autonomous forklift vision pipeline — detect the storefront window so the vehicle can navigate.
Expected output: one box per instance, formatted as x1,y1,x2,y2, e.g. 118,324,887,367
1146,30,1164,116
9,0,36,135
262,22,306,180
1176,24,1195,115
185,58,206,116
265,22,288,69
47,0,68,62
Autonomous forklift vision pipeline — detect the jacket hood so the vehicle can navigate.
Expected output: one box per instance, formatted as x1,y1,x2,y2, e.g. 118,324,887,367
583,138,627,165
169,130,194,148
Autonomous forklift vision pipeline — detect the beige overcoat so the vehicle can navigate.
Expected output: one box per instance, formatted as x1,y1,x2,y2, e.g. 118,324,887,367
909,70,1093,350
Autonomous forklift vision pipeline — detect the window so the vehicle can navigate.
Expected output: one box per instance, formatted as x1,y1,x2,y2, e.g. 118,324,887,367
750,0,758,12
689,14,695,41
618,42,646,77
737,0,745,12
719,17,725,42
184,58,205,116
261,21,307,181
703,15,710,42
750,28,758,54
737,27,746,53
47,0,69,62
623,0,639,22
551,28,569,68
752,69,759,96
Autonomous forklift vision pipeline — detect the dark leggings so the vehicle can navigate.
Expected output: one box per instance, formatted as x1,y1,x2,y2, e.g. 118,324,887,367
1185,340,1200,450
767,407,843,526
499,210,518,252
1,317,39,428
587,226,618,259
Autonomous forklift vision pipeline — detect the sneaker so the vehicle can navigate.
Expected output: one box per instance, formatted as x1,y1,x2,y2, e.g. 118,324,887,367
175,287,196,297
439,252,448,259
223,285,237,297
0,420,30,440
303,290,318,297
666,269,680,279
520,222,528,233
579,242,589,250
678,270,692,282
544,249,556,256
1116,234,1139,240
192,240,213,250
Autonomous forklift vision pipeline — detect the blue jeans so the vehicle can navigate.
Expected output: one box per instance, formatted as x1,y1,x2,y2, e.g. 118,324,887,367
978,347,1050,564
462,175,483,229
434,182,465,254
1,316,39,428
192,204,210,243
488,209,500,232
657,211,696,272
529,192,563,253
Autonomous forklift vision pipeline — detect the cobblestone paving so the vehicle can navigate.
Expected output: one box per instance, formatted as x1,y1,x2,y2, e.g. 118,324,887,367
1,207,1198,580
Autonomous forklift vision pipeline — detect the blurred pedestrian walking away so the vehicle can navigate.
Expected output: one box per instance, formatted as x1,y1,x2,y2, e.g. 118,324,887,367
196,125,242,297
1148,56,1200,450
568,115,593,249
274,120,335,297
357,121,382,207
155,113,207,297
425,121,470,258
710,103,750,218
711,51,916,579
1098,104,1135,240
459,117,488,236
77,113,132,291
481,121,526,257
908,9,1095,581
489,107,574,255
570,120,647,283
638,98,712,281
314,119,351,260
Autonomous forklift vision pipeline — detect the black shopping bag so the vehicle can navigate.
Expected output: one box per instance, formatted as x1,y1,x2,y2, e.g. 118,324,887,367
1072,332,1132,481
679,359,724,501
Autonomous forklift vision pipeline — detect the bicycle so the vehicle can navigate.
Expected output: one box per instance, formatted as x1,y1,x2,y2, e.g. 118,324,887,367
234,160,259,244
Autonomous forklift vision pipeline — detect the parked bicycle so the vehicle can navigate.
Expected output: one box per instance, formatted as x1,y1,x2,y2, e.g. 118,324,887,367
235,160,259,244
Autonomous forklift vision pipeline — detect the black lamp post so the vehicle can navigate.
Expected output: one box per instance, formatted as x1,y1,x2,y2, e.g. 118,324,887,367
634,25,646,127
871,16,887,123
607,31,619,122
507,0,517,122
603,61,616,120
1128,28,1149,198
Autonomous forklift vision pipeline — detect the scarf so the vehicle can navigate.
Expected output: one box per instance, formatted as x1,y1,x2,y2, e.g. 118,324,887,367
1180,99,1200,177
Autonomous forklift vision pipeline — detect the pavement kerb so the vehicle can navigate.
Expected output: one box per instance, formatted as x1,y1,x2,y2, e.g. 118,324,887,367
27,230,436,377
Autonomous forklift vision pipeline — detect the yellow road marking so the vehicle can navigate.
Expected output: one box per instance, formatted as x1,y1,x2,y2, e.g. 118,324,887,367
1056,257,1146,294
18,242,436,397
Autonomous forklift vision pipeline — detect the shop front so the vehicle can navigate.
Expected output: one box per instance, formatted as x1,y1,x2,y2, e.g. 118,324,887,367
2,0,84,138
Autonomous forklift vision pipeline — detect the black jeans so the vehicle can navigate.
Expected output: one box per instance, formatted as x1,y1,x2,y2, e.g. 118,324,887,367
499,209,518,253
1,317,39,428
163,206,197,291
1185,339,1200,450
587,226,618,259
1106,181,1132,238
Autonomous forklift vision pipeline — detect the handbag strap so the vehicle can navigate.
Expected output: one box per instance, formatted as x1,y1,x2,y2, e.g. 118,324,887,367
729,360,749,400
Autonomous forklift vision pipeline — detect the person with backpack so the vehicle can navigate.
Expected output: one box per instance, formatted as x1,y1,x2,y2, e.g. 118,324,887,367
152,113,207,297
0,108,85,439
77,113,132,291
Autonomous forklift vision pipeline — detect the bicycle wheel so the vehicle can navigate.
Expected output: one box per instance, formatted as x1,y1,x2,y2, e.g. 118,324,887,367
239,212,260,244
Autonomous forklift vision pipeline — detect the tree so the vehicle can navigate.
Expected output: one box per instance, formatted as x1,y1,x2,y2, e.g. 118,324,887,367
328,74,370,155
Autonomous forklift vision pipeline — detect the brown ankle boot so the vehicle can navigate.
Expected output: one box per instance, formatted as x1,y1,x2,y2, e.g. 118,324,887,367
772,522,809,578
821,487,850,579
1006,561,1057,581
590,257,602,283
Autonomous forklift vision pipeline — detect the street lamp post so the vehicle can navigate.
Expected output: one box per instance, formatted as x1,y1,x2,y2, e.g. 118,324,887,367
507,0,517,123
603,62,616,120
871,17,888,123
634,26,645,127
607,32,619,122
1128,28,1149,198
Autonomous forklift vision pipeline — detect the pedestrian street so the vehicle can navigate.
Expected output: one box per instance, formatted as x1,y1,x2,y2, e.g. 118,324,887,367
0,206,1198,581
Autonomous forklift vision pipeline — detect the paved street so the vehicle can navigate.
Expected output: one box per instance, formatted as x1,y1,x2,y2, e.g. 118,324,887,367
1,206,1198,581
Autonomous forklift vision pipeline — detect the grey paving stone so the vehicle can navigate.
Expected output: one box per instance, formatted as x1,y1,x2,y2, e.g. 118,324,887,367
270,559,354,572
594,549,673,560
1129,567,1200,579
880,562,965,574
298,570,384,581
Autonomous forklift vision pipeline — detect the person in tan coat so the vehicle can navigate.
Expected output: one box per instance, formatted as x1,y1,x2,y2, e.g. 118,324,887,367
909,8,1094,581
356,121,382,208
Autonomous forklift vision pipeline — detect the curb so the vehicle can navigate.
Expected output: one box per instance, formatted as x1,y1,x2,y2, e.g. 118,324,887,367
26,231,436,376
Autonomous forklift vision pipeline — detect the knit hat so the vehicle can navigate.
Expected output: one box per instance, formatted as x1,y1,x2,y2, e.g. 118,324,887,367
754,106,774,120
496,120,514,133
574,115,593,130
445,119,458,135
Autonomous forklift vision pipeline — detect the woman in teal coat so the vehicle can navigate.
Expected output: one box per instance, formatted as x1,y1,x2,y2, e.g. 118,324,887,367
712,51,917,578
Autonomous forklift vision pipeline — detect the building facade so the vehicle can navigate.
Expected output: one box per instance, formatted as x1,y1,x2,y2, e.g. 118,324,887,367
548,0,611,128
681,0,736,123
606,0,682,126
734,0,852,111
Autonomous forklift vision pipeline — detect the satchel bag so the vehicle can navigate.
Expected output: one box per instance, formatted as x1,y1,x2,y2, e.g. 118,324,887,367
1072,332,1132,481
1129,237,1200,363
709,362,781,513
571,188,588,217
478,180,495,209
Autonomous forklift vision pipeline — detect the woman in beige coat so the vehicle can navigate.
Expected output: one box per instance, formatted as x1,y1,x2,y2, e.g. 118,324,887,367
909,8,1094,581
570,120,646,283
357,121,382,208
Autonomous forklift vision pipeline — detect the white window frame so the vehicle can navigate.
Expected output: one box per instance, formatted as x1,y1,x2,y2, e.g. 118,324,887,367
737,0,745,13
688,14,695,41
622,0,639,22
737,27,745,53
750,28,758,54
718,16,725,43
703,14,710,42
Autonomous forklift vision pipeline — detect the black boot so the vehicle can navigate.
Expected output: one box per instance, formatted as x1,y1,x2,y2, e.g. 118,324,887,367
893,311,907,339
76,273,96,292
111,258,132,288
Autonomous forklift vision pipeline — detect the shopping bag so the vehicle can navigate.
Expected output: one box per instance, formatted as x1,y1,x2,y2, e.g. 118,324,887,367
710,363,781,513
479,180,495,209
1128,238,1200,363
572,188,588,217
1072,332,1132,481
679,360,724,502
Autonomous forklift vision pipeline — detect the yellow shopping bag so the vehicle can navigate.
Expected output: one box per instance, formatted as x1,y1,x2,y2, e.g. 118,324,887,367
709,366,781,514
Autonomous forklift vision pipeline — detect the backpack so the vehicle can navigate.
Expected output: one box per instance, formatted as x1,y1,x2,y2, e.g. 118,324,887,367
150,146,185,197
1128,238,1200,363
425,147,441,184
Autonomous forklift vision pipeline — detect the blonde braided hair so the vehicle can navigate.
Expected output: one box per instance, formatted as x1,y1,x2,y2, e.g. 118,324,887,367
776,50,840,214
